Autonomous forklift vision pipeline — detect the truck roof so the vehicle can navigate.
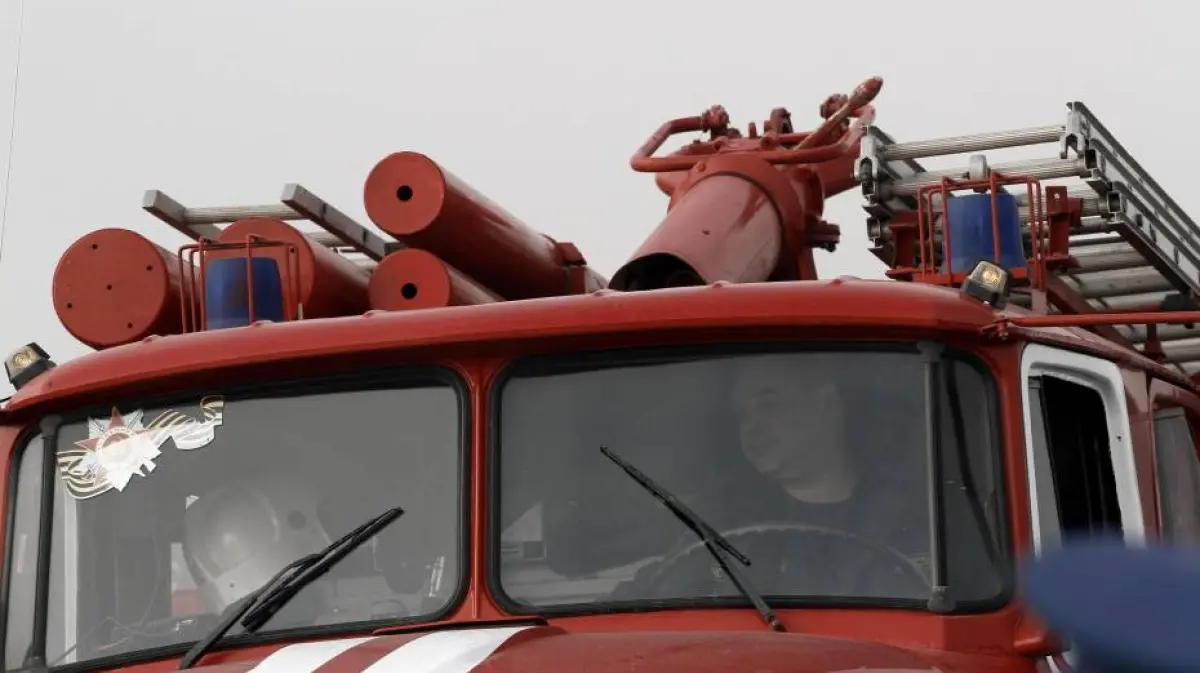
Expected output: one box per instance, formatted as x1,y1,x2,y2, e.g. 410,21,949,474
6,275,1185,414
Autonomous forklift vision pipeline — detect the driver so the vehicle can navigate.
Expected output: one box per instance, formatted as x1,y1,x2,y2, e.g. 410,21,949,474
731,355,857,508
180,472,337,625
725,353,930,596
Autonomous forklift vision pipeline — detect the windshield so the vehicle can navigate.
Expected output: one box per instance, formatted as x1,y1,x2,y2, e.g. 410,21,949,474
494,345,1009,613
2,371,465,669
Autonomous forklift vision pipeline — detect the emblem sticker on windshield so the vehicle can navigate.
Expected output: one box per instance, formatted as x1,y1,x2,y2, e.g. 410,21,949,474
56,395,226,500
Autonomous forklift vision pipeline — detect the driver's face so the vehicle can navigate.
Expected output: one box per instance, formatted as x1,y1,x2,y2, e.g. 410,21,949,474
729,357,846,482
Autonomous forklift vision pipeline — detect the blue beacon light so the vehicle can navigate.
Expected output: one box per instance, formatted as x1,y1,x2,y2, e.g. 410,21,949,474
942,191,1028,275
204,257,287,329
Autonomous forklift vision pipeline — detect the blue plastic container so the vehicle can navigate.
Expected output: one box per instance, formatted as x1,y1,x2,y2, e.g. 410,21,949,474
204,257,286,329
942,191,1027,275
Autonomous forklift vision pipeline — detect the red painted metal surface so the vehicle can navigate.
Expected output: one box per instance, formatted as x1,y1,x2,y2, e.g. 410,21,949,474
215,217,370,320
611,153,824,289
629,77,880,173
52,228,189,349
369,248,501,311
362,151,605,300
5,279,1009,413
16,75,1200,673
611,79,879,291
17,272,1194,415
166,625,1006,673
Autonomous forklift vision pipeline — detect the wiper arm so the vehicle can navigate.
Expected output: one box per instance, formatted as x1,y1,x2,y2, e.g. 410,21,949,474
179,506,404,669
239,505,404,631
600,446,784,632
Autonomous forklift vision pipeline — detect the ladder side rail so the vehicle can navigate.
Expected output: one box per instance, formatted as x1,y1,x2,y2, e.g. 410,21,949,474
1069,102,1200,238
1105,187,1200,299
860,126,930,218
1069,103,1200,297
878,125,1064,162
859,126,933,260
1093,152,1200,265
280,184,393,262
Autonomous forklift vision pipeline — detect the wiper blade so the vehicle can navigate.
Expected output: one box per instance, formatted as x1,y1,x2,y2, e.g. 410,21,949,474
179,505,404,669
239,506,405,630
600,446,784,632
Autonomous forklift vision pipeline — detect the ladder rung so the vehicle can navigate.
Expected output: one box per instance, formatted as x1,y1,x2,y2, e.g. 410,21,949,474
1122,322,1199,344
883,157,1089,199
142,190,241,239
1159,337,1200,365
1067,229,1123,245
878,125,1064,161
1090,290,1172,312
1071,242,1145,273
1061,267,1172,300
1121,322,1199,343
307,231,355,248
917,215,1112,245
143,190,301,225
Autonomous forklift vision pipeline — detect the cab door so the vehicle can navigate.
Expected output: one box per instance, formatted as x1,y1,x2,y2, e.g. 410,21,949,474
1020,343,1147,550
1019,343,1149,672
1147,377,1200,544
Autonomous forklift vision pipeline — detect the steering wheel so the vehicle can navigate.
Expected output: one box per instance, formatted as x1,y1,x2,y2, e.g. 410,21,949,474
629,521,933,599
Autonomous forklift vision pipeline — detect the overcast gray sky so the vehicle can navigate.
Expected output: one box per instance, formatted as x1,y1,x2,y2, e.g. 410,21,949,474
0,0,1195,395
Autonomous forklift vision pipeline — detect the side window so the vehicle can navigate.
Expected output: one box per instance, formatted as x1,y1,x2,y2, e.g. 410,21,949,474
1022,343,1143,557
4,434,44,672
1031,375,1123,538
1152,408,1200,544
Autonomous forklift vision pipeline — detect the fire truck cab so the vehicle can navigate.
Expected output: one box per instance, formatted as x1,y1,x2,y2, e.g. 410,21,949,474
2,78,1199,673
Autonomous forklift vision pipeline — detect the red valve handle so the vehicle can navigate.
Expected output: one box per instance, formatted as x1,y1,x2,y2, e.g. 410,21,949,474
629,77,882,173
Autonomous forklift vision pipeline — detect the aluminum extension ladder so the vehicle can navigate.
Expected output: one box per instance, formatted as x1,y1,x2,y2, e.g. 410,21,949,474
858,103,1200,376
141,183,391,273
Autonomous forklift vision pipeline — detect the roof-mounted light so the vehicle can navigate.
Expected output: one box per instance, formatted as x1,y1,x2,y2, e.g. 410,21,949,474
205,257,287,330
961,260,1011,308
5,343,56,391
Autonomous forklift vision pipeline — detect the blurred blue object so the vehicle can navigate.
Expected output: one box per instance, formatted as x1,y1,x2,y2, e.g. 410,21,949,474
1024,536,1200,672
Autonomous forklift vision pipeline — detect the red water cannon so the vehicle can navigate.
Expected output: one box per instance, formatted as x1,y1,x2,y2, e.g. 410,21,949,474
609,77,882,291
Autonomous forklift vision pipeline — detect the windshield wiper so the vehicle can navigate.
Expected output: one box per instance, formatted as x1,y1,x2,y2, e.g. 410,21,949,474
600,446,784,632
179,505,404,669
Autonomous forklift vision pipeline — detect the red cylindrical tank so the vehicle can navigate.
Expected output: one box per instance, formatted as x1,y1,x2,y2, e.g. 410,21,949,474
53,228,190,349
369,248,501,311
215,217,370,320
610,153,806,291
363,152,573,301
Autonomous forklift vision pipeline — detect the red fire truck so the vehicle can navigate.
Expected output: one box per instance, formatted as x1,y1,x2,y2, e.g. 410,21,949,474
2,76,1198,672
